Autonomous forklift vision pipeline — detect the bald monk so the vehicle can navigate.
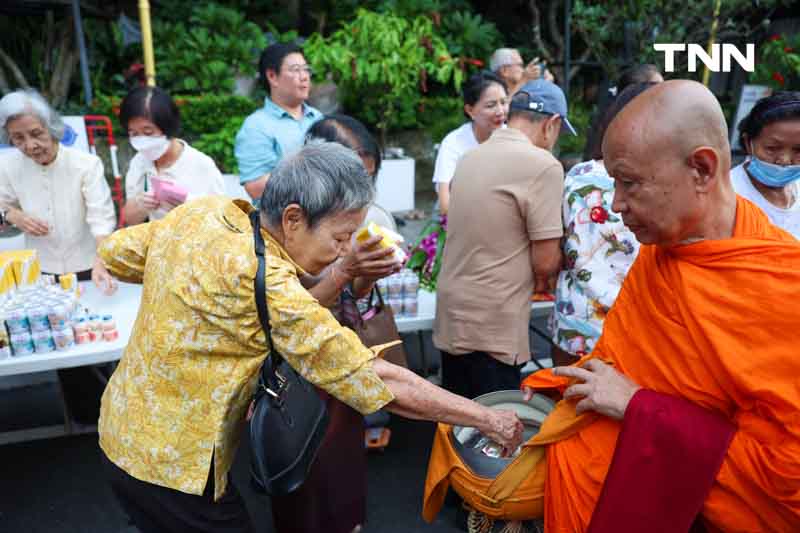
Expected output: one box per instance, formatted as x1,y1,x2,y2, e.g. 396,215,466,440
517,80,800,531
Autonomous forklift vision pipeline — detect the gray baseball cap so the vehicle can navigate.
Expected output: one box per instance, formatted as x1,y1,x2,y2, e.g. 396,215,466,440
510,79,577,136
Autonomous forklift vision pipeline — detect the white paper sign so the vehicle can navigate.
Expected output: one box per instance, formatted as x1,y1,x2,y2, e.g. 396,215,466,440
61,116,91,153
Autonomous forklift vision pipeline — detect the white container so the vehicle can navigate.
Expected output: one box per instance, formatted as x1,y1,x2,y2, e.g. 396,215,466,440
374,157,415,213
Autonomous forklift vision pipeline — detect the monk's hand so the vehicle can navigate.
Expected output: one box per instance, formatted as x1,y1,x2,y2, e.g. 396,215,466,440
482,408,525,456
554,359,641,420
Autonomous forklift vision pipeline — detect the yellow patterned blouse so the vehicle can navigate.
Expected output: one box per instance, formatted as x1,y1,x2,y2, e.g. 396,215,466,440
97,196,394,500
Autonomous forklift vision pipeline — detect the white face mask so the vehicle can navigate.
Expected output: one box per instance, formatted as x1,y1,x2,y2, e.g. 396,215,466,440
130,135,170,161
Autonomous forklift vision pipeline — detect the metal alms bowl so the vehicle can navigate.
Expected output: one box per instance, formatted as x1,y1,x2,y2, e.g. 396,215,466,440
450,390,555,479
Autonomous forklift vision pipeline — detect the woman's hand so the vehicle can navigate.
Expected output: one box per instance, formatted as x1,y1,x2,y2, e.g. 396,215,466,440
92,256,118,295
340,235,400,281
136,192,159,212
553,359,641,420
159,196,183,212
480,408,525,456
6,208,49,236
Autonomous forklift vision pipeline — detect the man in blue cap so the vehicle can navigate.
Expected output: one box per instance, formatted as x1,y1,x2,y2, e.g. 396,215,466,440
434,79,576,399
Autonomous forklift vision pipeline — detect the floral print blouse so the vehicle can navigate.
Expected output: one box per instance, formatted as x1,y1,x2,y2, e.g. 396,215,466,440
97,197,394,501
551,160,640,355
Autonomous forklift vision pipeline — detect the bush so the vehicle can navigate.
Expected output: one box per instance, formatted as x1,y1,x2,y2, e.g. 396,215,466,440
90,93,258,139
178,95,260,140
193,115,248,174
418,96,465,143
751,34,800,90
556,98,593,156
304,9,464,143
152,3,266,94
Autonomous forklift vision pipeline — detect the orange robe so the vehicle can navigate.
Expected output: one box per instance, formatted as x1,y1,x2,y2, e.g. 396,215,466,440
523,196,800,532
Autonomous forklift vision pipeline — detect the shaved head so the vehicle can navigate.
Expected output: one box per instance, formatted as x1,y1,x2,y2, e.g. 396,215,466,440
603,80,737,246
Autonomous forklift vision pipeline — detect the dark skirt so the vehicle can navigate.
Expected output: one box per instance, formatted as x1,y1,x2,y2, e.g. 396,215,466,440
270,390,366,533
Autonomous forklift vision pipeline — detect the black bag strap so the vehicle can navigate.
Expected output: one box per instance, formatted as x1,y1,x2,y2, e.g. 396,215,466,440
250,210,282,376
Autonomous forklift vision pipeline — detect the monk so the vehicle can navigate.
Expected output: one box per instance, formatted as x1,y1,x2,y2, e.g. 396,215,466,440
424,80,800,532
523,80,800,531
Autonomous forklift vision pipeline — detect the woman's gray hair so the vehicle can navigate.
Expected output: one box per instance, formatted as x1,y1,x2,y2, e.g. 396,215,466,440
489,48,519,72
261,140,375,229
0,89,65,144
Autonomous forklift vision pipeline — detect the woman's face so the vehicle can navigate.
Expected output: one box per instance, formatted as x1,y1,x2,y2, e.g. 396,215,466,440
127,116,164,138
748,119,800,165
283,206,368,275
6,114,58,165
465,83,508,133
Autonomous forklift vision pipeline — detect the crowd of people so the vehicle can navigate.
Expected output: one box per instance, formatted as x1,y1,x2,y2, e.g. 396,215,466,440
0,38,798,532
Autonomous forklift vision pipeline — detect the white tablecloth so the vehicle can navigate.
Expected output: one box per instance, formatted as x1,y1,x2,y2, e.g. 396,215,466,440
0,285,553,377
0,281,139,377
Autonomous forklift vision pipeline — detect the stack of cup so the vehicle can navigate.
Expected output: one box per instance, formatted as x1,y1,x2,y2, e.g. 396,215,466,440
101,315,119,342
401,269,420,317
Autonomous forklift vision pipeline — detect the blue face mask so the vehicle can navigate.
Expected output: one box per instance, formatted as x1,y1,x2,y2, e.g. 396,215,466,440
747,156,800,188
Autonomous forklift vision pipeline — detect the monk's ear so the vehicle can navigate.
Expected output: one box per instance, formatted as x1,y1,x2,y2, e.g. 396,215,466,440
687,146,719,193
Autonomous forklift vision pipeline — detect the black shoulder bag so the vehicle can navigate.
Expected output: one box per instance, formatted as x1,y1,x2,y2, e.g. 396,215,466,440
248,211,329,495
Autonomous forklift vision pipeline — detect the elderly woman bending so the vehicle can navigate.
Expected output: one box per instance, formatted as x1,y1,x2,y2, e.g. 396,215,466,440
95,141,523,532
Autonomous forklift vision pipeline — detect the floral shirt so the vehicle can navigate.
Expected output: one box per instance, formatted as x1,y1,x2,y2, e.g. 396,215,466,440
551,160,640,355
97,196,393,500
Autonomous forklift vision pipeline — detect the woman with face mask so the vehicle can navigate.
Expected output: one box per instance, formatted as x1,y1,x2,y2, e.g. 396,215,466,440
732,92,800,238
432,71,509,216
120,87,224,225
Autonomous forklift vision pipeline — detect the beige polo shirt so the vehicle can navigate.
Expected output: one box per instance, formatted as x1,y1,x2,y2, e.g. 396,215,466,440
433,127,563,365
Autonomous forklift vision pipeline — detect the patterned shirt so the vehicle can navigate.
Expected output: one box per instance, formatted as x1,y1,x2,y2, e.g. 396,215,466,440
551,160,640,355
234,97,321,185
98,196,394,500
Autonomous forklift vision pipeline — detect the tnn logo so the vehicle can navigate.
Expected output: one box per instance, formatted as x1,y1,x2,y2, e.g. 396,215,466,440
654,43,755,73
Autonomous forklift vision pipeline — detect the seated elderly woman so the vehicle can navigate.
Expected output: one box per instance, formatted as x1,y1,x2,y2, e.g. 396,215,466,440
0,89,118,425
95,141,523,533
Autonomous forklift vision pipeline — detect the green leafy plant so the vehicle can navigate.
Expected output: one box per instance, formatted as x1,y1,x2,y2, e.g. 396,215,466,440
178,94,259,139
556,98,592,156
193,115,248,174
751,34,800,90
304,9,462,143
438,11,501,68
418,96,464,143
152,3,266,94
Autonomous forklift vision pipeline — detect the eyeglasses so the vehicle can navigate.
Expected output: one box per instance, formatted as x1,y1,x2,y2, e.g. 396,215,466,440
284,64,313,76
